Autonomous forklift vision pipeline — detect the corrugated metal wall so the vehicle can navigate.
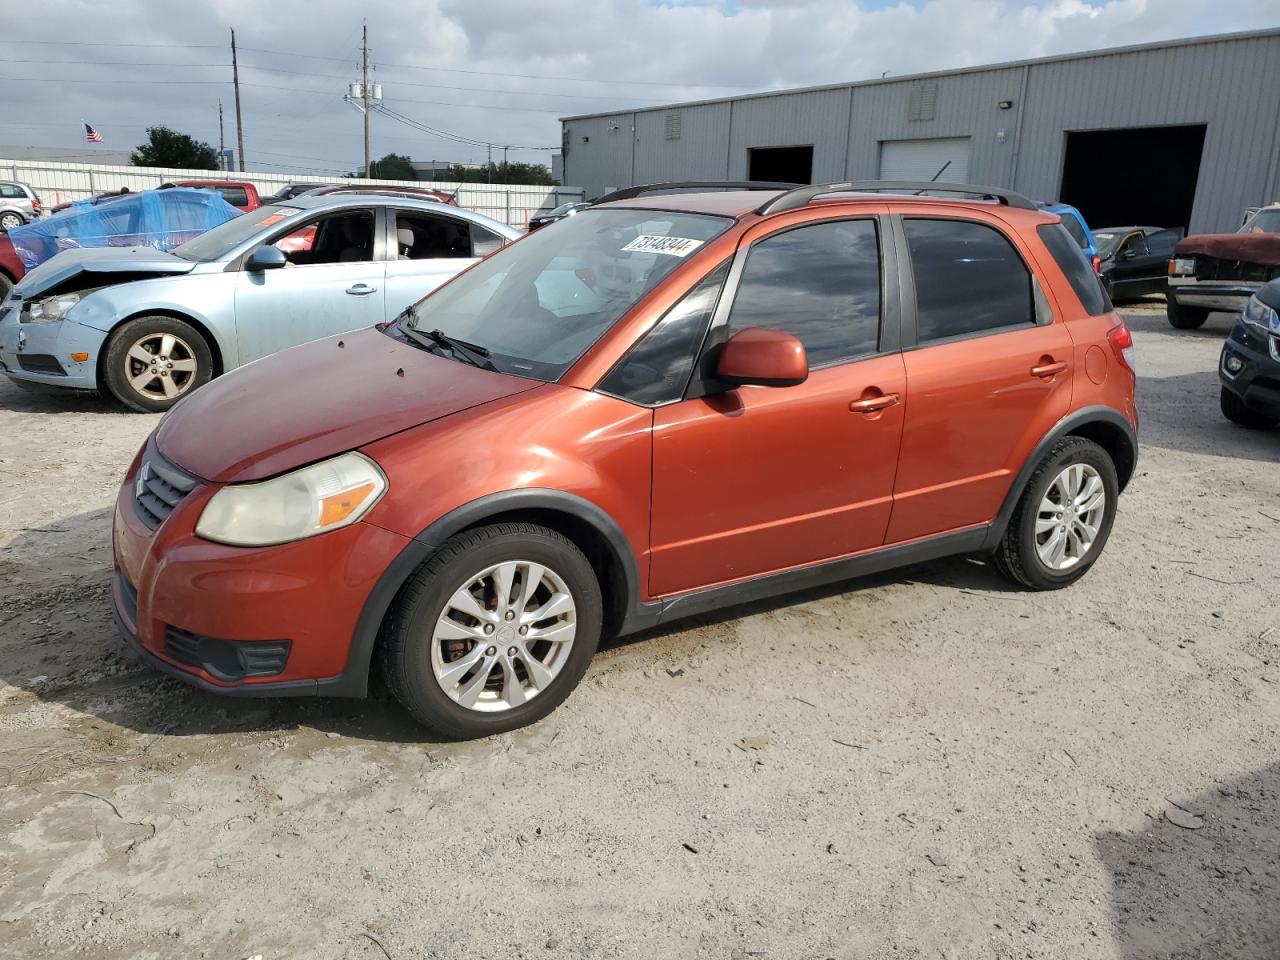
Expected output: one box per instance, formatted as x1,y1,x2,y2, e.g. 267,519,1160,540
562,30,1280,233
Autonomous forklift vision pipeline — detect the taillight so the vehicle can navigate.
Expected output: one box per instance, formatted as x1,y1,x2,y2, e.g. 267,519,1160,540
1107,322,1135,374
1090,253,1101,274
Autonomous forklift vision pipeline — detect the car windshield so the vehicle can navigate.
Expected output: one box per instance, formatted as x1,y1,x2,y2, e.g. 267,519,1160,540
547,202,580,217
1240,209,1280,234
1093,231,1124,257
392,207,731,381
172,205,301,261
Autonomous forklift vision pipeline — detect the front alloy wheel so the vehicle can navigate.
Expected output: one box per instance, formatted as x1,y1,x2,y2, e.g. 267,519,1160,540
380,522,603,738
124,332,199,403
103,315,214,413
431,560,578,711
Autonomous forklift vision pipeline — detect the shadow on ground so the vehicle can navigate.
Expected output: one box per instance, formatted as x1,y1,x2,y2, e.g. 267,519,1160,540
1096,762,1280,959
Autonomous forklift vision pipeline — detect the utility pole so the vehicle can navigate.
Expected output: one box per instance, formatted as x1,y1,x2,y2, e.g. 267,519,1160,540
231,29,245,171
218,101,225,171
502,145,508,177
487,143,492,183
362,22,371,178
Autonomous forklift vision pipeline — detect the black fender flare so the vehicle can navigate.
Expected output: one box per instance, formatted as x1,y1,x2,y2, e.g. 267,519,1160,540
979,404,1138,552
327,489,652,698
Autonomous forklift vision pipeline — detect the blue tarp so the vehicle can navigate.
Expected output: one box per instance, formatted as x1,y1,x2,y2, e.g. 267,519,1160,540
7,188,241,270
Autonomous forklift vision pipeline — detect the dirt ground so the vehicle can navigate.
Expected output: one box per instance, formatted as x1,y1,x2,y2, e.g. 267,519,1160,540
0,302,1277,960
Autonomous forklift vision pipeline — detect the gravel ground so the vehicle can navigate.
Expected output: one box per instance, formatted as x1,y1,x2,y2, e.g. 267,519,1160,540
0,301,1277,960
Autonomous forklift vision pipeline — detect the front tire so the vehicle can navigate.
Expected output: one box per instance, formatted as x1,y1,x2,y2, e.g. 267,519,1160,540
0,212,24,232
379,522,603,738
1167,299,1209,330
1221,386,1278,430
995,436,1119,590
102,315,213,413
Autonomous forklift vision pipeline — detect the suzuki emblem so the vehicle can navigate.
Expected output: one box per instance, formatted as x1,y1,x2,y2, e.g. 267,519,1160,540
135,462,152,499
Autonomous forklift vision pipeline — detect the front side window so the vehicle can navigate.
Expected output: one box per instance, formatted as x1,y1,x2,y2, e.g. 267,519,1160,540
726,219,881,366
598,262,728,405
1146,229,1180,258
394,207,731,381
905,218,1033,342
1120,233,1149,258
282,210,376,266
217,186,250,207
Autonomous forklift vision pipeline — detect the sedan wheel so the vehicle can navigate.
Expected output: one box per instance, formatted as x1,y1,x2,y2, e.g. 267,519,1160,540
431,560,577,712
124,332,199,403
1034,463,1106,571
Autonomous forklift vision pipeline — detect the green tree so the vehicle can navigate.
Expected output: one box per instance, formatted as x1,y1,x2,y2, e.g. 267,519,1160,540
444,162,556,186
130,126,219,170
368,152,416,181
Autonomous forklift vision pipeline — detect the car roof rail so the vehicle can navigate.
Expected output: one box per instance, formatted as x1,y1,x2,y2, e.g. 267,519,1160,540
756,180,1038,215
593,181,802,205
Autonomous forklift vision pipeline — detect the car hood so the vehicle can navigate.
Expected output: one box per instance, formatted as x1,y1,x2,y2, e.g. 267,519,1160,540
13,247,196,299
155,327,542,484
1175,233,1280,265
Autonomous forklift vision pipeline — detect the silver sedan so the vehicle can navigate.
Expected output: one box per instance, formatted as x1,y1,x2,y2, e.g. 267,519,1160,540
0,194,520,411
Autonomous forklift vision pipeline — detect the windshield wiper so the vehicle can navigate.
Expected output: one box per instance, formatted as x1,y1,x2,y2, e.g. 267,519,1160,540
396,309,497,371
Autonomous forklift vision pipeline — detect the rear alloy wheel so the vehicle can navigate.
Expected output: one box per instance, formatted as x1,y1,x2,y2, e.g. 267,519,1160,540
1166,299,1209,330
0,212,23,232
995,436,1118,590
103,316,213,413
379,522,603,738
1221,386,1278,430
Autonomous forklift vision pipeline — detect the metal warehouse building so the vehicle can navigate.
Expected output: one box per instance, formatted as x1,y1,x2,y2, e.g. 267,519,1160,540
560,28,1280,234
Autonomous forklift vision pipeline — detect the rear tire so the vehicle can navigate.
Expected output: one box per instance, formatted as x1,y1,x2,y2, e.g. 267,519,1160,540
1166,299,1209,330
0,272,13,300
995,437,1119,591
102,315,213,413
379,522,603,738
1220,386,1277,430
0,212,23,232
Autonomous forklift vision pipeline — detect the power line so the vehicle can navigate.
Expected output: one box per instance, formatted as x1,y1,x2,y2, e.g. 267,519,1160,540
4,39,219,48
373,102,556,151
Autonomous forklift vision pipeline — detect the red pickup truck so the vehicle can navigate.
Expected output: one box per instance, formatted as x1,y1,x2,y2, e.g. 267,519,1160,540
161,181,262,212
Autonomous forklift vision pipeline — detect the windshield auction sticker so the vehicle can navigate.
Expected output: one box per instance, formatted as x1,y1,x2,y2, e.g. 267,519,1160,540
622,235,705,257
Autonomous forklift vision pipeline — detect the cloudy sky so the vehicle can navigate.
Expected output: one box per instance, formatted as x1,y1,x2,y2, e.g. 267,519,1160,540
1,0,1277,176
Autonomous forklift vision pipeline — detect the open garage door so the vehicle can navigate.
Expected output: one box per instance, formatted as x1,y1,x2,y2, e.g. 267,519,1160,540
879,137,971,183
1060,125,1206,233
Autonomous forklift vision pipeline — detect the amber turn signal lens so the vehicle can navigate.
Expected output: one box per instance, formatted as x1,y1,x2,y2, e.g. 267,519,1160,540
70,352,89,362
318,482,377,527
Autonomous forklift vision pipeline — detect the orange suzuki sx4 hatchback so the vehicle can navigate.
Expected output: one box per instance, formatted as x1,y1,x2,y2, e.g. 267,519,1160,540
112,181,1138,738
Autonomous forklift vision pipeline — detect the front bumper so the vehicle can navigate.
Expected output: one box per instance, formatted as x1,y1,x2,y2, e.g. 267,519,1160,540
1219,322,1280,419
111,452,412,697
0,306,104,389
1168,279,1260,313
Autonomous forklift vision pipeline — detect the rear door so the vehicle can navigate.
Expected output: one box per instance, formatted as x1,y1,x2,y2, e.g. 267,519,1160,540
885,212,1074,544
232,206,386,363
384,208,508,320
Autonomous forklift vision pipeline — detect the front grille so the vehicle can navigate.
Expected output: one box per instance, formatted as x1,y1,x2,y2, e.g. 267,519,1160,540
164,627,290,681
17,354,65,376
133,448,198,530
1192,256,1277,284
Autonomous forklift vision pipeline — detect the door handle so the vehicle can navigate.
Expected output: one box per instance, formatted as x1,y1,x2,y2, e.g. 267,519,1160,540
346,283,377,295
849,392,900,413
1031,360,1068,379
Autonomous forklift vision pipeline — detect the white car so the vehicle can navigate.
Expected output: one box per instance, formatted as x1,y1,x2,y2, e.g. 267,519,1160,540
0,194,519,411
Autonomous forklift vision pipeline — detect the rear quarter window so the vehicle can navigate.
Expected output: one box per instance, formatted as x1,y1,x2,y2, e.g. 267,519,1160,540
1060,214,1089,249
1037,223,1111,317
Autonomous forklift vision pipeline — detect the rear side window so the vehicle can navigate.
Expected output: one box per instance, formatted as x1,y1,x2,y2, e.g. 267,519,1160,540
727,219,881,366
1037,223,1110,316
905,219,1033,341
599,262,728,405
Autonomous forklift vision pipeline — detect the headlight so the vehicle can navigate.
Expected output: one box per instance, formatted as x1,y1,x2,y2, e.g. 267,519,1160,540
195,452,387,547
23,292,83,323
1169,257,1196,276
1242,295,1279,336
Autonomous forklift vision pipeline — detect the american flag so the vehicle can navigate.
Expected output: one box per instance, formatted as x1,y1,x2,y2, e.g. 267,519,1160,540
83,121,104,143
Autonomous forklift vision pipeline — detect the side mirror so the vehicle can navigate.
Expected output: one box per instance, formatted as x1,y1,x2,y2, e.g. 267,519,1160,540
715,327,808,388
1118,247,1137,261
245,245,287,271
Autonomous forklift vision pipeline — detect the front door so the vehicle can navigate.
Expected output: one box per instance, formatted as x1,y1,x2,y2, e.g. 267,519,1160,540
649,214,906,598
885,214,1075,544
233,206,386,364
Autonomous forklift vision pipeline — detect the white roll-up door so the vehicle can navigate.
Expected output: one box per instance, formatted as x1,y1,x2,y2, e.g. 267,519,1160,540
878,138,972,183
